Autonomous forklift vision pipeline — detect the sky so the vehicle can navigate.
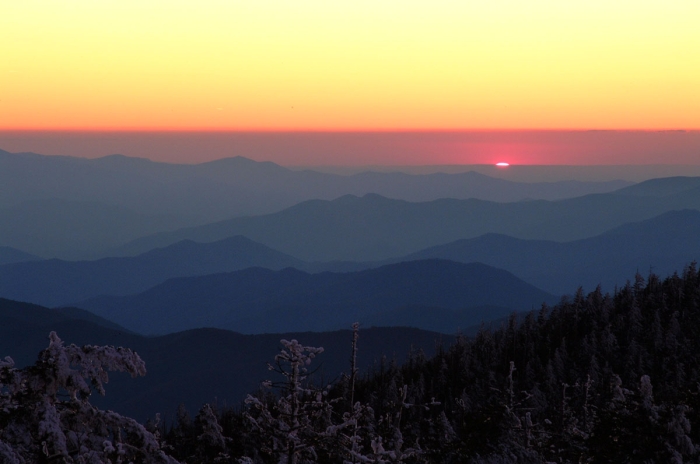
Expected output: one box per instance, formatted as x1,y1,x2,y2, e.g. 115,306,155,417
2,1,700,164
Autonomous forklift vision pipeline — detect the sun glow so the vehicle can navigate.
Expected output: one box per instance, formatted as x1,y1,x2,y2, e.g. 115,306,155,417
496,162,510,167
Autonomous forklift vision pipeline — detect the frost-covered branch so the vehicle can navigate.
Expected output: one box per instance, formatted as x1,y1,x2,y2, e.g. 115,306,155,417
0,331,177,463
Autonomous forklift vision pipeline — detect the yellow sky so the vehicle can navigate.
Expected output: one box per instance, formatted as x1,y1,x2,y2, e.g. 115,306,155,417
2,0,699,130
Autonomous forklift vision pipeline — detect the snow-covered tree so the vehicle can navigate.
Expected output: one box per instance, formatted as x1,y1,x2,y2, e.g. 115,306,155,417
244,339,329,464
0,331,178,463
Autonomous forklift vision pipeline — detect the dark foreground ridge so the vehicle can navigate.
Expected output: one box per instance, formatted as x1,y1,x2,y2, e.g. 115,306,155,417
160,264,700,462
0,297,451,421
3,263,700,461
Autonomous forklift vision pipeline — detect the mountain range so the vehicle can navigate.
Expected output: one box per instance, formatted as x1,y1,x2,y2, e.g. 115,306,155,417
0,198,188,260
0,236,302,307
0,149,631,218
7,145,700,447
389,209,700,294
2,208,700,308
74,260,555,335
0,149,632,259
115,176,700,261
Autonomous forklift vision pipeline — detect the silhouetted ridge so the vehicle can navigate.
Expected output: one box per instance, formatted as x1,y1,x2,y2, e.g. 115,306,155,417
199,155,287,171
600,208,700,236
0,246,40,265
0,148,633,259
76,259,555,335
615,176,700,197
114,180,700,261
95,153,155,164
0,235,303,307
384,209,700,294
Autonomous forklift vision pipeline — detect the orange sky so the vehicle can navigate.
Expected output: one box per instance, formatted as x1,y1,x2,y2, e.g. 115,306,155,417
2,0,700,131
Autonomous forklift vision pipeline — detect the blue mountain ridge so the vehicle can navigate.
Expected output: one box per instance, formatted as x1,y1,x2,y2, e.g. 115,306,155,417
74,259,555,335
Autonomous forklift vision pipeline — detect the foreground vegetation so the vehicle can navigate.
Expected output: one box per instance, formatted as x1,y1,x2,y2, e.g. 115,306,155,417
4,264,700,462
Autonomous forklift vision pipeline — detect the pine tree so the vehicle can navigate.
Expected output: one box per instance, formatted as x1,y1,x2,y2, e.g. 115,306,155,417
244,339,329,464
0,332,178,463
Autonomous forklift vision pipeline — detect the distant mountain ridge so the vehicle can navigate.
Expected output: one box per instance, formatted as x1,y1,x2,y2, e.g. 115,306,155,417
0,149,635,259
114,177,700,261
614,176,700,197
0,198,188,259
0,246,40,265
0,236,303,307
3,207,700,310
0,149,631,219
75,259,555,335
3,209,700,307
376,209,700,294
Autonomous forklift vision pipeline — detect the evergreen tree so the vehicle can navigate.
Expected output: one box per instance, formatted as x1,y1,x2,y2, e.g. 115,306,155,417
0,332,177,463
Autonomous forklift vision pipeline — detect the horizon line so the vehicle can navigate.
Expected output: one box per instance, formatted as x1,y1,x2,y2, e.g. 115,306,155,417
3,149,700,168
1,128,698,134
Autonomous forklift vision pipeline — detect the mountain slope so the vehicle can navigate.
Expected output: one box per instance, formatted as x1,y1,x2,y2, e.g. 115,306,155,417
613,176,700,197
397,209,700,294
114,180,700,261
0,246,40,265
0,298,452,421
76,259,555,335
0,236,303,307
0,198,188,260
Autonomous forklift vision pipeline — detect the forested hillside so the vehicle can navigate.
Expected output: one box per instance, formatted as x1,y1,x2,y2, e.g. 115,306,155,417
161,264,700,463
4,263,700,462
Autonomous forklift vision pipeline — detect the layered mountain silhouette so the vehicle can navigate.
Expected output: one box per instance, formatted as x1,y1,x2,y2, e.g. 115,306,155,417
0,149,630,218
75,260,555,335
0,149,633,259
0,236,303,307
115,177,700,261
3,209,700,307
0,198,189,260
392,209,700,295
7,149,700,266
0,298,452,421
614,176,700,198
0,246,39,265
